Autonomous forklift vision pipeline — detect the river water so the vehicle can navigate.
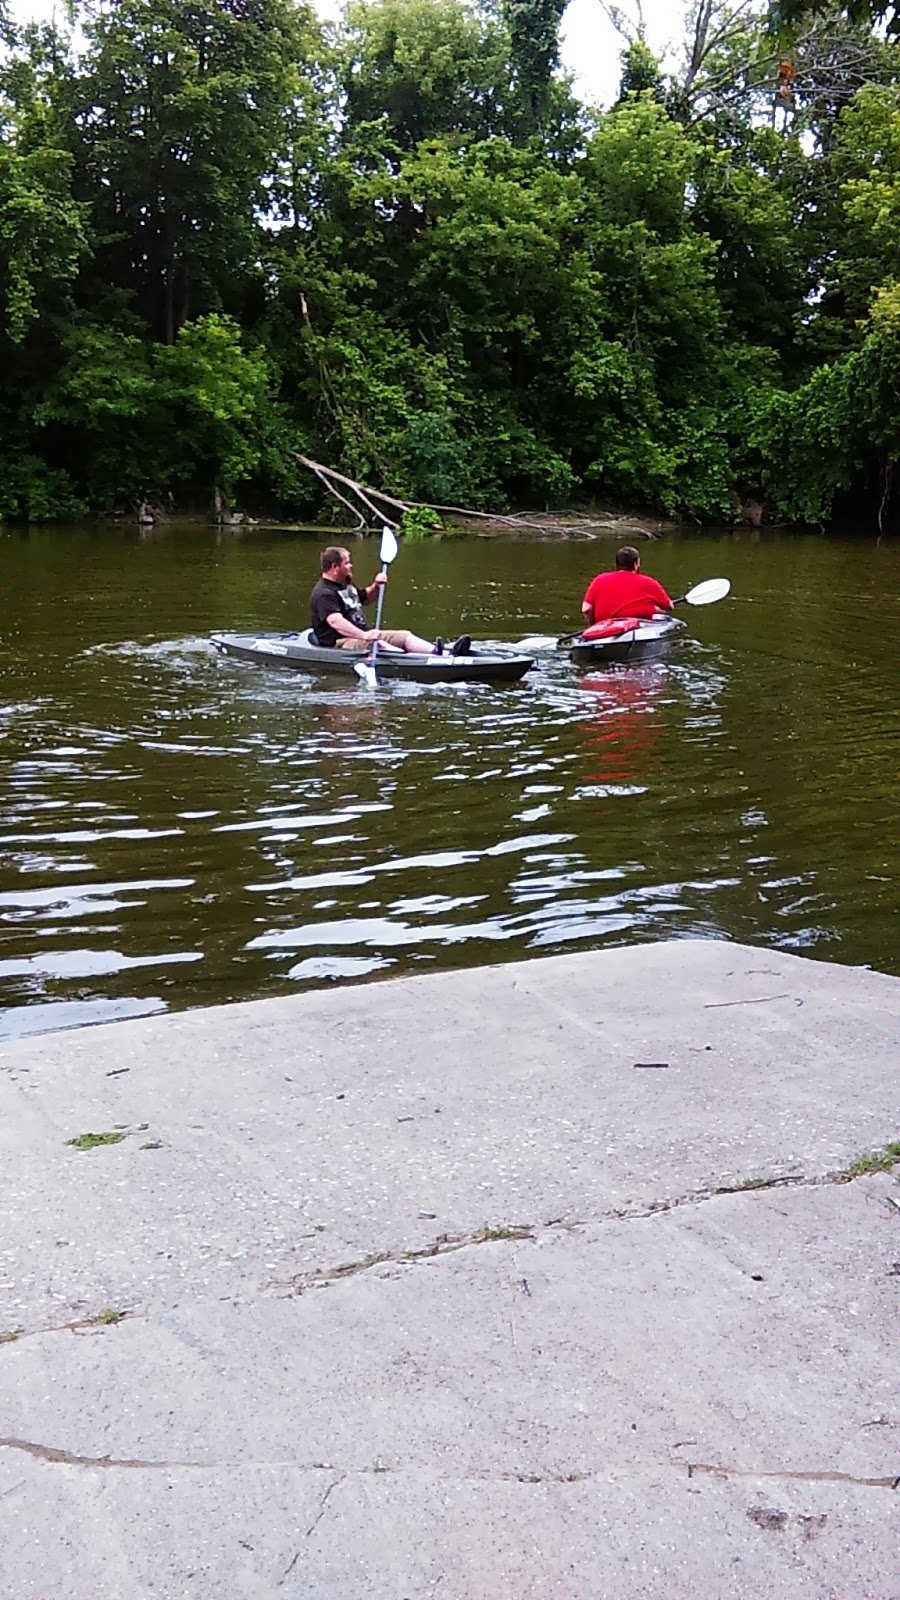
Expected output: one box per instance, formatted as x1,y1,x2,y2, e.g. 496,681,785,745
0,522,897,1038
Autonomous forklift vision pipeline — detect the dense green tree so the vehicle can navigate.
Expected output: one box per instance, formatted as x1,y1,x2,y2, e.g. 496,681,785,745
0,18,90,517
567,96,740,514
690,125,812,352
0,0,899,525
618,38,665,101
832,85,900,299
0,131,87,345
746,279,900,522
770,0,900,32
70,0,319,342
35,311,274,504
338,0,515,149
499,0,568,136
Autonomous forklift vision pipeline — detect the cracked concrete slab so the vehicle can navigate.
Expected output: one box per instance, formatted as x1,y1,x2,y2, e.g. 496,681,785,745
1,939,898,1597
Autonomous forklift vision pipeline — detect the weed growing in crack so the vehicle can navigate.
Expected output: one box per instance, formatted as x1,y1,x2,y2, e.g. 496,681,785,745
67,1131,127,1151
840,1142,900,1180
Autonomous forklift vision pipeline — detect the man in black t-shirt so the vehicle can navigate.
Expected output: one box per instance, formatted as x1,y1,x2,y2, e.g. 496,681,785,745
309,546,470,655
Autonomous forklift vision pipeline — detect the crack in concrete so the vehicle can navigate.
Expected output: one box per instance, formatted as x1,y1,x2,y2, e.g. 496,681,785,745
278,1549,302,1587
0,1444,599,1485
274,1167,888,1294
3,1441,896,1495
0,1442,586,1483
272,1471,347,1578
0,1309,138,1348
275,1223,536,1294
2,1156,896,1339
687,1461,900,1491
304,1474,343,1537
0,1437,210,1469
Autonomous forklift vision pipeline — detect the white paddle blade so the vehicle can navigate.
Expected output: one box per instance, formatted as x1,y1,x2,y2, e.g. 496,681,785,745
517,635,560,650
684,577,730,606
379,525,399,565
354,659,378,687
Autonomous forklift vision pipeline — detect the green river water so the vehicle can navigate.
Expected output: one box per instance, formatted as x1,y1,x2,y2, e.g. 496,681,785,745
0,522,897,1038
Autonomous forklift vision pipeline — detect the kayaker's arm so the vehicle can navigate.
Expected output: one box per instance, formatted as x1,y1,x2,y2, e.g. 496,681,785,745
325,610,379,644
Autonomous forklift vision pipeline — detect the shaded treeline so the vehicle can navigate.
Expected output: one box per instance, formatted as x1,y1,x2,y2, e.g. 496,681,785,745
1,0,900,526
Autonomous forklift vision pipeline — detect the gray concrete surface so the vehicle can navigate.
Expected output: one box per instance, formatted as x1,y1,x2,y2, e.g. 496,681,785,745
0,938,898,1599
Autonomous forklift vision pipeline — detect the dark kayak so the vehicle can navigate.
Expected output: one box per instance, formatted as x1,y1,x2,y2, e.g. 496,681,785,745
210,630,534,684
567,615,687,667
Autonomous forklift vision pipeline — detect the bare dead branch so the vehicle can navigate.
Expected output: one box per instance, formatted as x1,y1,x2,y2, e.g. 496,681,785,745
293,455,566,534
304,458,367,530
678,5,884,123
685,0,717,91
596,0,644,45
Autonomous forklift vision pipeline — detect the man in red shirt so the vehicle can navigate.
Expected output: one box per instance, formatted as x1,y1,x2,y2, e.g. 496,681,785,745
581,546,673,626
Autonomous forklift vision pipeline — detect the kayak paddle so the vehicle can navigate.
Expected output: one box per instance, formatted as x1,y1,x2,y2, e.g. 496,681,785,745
673,576,730,607
355,525,400,687
518,577,731,650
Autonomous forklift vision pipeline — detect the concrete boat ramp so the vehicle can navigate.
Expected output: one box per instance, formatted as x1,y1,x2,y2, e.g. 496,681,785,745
1,939,898,1599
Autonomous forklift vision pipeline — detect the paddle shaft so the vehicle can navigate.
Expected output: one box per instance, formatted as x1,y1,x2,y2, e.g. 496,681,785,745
366,566,389,673
352,526,400,687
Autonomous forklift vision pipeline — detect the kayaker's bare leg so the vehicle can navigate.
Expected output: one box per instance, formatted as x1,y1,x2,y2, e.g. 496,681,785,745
377,630,472,656
378,629,436,655
334,636,405,655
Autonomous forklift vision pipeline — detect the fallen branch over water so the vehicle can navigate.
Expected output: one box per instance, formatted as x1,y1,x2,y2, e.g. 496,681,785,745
293,454,570,535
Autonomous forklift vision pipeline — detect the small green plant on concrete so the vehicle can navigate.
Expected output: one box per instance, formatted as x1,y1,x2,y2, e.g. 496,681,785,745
0,1329,21,1344
841,1142,900,1180
476,1224,533,1242
87,1309,126,1326
67,1131,127,1150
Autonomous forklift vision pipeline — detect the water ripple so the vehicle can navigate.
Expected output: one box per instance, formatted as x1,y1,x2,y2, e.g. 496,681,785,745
1,531,897,1035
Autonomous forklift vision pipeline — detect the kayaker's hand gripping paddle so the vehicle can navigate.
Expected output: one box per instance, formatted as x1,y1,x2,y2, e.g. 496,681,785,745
355,525,400,687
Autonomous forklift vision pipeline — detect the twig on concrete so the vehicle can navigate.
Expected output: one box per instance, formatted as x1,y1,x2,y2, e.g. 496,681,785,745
704,993,791,1008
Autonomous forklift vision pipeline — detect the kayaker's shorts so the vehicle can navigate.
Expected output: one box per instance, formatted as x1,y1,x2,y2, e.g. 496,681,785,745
335,631,415,651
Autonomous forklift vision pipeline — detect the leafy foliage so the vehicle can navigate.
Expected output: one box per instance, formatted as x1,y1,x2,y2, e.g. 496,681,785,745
400,503,443,537
769,0,900,35
0,0,898,525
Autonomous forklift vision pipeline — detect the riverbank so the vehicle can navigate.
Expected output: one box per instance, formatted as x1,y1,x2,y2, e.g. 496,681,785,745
86,506,685,540
1,939,898,1598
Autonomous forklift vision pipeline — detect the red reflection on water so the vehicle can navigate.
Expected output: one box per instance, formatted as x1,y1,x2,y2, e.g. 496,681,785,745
579,667,666,786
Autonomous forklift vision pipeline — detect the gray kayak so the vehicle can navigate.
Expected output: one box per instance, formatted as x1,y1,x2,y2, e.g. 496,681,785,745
210,630,534,684
568,615,687,667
